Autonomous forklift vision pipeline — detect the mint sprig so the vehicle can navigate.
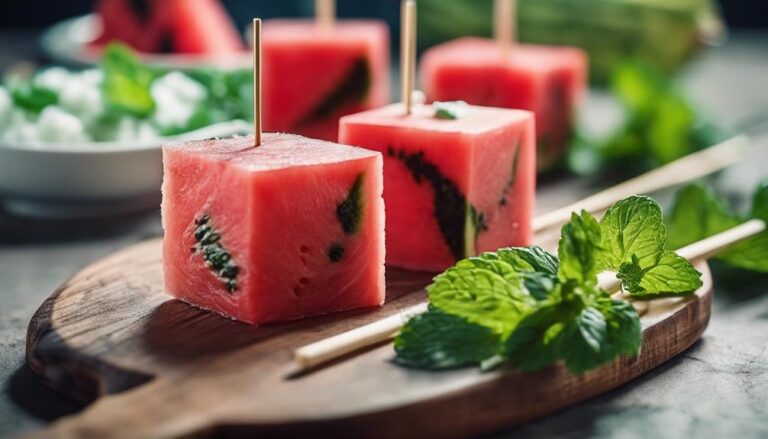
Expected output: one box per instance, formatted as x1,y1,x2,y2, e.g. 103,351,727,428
667,182,768,273
394,307,500,370
395,195,702,374
599,196,702,296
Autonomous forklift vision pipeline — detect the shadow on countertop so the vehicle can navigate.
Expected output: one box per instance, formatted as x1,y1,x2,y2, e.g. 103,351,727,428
6,363,84,424
0,204,162,246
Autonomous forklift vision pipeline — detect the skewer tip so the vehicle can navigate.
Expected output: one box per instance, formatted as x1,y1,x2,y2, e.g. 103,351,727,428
252,18,262,147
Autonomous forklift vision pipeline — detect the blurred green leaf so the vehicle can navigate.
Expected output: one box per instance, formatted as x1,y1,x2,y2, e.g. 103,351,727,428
568,61,726,178
101,43,160,117
10,84,58,113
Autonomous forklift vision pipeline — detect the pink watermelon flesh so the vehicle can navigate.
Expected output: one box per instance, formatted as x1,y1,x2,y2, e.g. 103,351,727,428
162,133,385,324
94,0,244,54
420,37,587,171
263,20,390,141
339,104,536,272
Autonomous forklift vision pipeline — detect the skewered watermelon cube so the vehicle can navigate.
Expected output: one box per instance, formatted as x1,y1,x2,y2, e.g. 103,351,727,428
263,20,390,142
162,134,385,324
420,37,587,171
94,0,244,54
339,103,536,272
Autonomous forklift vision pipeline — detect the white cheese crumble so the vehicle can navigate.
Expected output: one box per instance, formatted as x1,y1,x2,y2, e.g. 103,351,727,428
150,72,207,130
36,106,90,143
58,70,105,123
2,110,39,143
33,67,72,94
0,88,11,131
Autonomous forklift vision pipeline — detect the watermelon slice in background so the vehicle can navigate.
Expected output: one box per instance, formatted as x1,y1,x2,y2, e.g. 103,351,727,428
162,134,385,325
94,0,244,54
420,37,587,171
339,103,536,272
262,20,390,142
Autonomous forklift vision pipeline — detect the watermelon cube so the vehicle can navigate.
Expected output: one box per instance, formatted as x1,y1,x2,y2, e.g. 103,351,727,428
94,0,244,54
420,37,587,171
162,134,385,324
339,103,536,272
263,20,390,142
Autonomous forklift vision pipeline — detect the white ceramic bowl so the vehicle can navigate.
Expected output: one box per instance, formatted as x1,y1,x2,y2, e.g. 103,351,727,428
0,121,251,218
41,14,250,70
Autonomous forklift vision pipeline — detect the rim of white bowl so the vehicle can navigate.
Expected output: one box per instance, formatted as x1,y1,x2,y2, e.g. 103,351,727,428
41,14,251,70
0,120,252,154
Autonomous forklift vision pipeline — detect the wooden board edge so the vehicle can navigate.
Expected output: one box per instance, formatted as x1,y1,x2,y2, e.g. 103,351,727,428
25,265,155,405
192,282,713,439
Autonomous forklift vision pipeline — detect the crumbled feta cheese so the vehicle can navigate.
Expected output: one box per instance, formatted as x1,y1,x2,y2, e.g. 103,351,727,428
0,87,11,129
59,71,104,123
33,67,72,93
113,118,159,142
150,72,207,129
1,110,38,143
78,69,103,86
36,106,90,143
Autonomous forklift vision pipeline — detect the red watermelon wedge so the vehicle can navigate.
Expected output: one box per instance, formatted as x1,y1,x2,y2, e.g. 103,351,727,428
94,0,244,54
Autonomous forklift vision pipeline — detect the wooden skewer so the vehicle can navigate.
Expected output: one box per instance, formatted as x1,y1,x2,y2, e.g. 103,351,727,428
494,0,515,55
677,218,765,262
401,0,417,115
252,18,262,147
533,136,750,233
316,0,335,29
294,220,765,373
295,303,428,370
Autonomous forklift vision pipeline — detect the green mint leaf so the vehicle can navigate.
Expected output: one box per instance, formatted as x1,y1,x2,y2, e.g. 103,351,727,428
101,43,158,117
599,195,666,270
601,195,700,297
632,252,702,298
434,101,469,120
719,235,768,273
646,92,696,164
616,254,644,293
503,300,568,372
666,183,740,250
558,210,603,284
481,246,559,300
494,246,559,277
719,183,768,272
10,83,58,113
751,182,768,222
666,183,768,273
600,299,642,358
394,309,500,370
428,262,535,336
559,306,608,373
505,286,642,375
612,61,663,113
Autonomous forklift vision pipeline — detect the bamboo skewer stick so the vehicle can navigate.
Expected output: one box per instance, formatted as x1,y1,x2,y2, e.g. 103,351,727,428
400,0,417,115
295,303,428,370
316,0,335,29
494,0,515,55
294,219,765,371
676,218,765,262
533,136,750,233
252,18,262,147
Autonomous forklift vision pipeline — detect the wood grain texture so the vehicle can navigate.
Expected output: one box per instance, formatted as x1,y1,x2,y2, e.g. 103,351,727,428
25,238,713,439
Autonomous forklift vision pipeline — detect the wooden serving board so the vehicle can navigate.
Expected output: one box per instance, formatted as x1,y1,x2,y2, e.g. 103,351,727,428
26,237,712,439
